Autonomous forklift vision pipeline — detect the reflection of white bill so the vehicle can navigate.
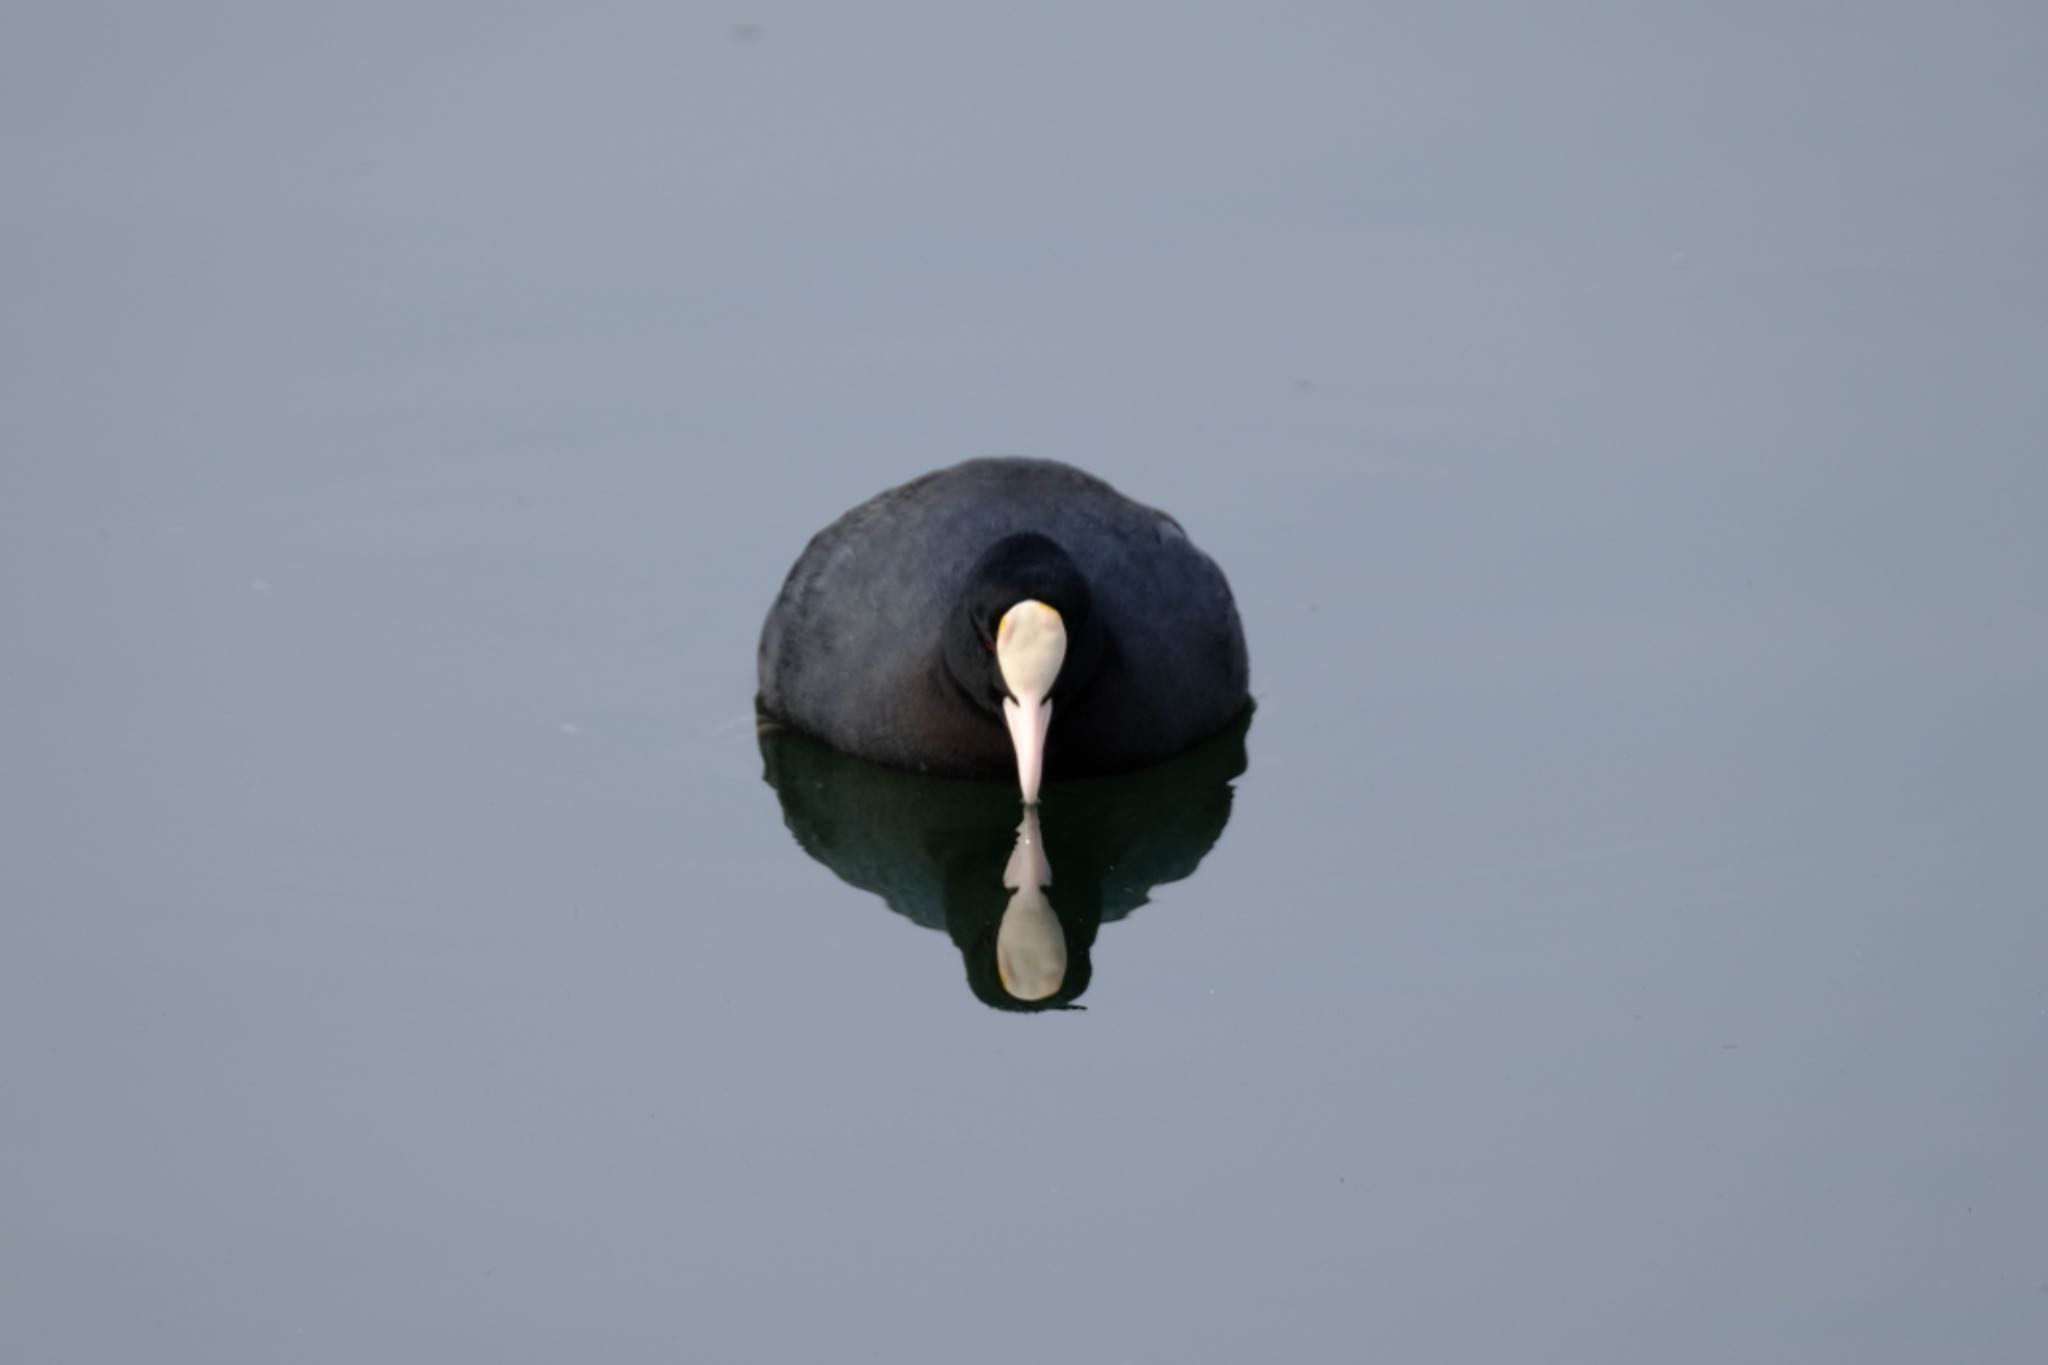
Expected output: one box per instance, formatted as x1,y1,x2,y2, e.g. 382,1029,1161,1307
997,807,1066,1002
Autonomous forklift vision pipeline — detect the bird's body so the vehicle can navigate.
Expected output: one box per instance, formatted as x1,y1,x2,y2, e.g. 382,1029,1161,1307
757,458,1249,791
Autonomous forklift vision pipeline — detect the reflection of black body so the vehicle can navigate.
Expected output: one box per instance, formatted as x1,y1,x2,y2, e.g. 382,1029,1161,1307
759,708,1252,1011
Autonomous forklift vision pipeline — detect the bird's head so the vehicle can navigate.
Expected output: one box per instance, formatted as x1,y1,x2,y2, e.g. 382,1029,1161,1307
944,533,1102,802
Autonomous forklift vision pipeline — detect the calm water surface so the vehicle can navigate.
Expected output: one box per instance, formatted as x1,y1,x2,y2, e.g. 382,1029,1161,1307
5,5,2045,1362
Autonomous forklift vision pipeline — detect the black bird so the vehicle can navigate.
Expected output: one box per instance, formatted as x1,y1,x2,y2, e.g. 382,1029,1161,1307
757,458,1250,800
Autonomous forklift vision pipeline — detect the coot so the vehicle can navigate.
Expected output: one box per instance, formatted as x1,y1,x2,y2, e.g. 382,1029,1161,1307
757,457,1249,801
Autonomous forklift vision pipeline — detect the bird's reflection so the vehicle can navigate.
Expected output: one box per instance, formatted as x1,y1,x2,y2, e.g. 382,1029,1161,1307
998,808,1064,1001
758,708,1250,1011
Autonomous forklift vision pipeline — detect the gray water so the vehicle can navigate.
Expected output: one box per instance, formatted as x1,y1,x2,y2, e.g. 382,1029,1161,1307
5,5,2045,1361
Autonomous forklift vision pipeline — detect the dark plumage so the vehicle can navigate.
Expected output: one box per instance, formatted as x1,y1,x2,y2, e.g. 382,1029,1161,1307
757,457,1250,786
